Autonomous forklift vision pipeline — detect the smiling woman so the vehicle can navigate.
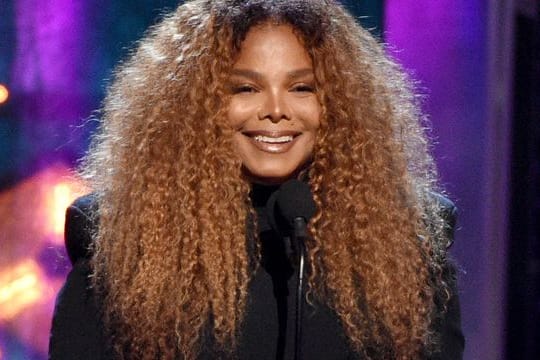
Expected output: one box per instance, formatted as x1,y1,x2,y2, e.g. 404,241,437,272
229,24,321,184
49,1,464,359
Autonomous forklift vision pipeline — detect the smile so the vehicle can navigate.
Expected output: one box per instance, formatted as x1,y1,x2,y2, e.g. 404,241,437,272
241,130,301,154
253,135,293,143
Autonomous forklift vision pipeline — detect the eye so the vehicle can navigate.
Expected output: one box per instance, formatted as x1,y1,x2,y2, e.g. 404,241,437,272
231,84,258,94
291,84,316,93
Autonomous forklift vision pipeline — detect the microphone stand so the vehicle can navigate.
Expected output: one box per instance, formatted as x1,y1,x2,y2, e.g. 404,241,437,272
266,179,315,360
293,217,307,360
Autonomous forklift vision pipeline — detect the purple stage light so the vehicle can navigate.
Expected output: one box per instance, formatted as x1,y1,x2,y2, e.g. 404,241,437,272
385,1,507,359
11,0,96,177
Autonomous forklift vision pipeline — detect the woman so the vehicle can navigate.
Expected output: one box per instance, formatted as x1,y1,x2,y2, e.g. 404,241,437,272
49,0,464,359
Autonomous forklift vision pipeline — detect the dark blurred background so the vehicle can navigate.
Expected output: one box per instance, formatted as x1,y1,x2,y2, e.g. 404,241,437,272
0,1,538,359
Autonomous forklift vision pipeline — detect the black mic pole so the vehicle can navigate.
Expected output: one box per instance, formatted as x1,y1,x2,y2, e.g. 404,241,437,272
272,179,316,360
293,217,307,360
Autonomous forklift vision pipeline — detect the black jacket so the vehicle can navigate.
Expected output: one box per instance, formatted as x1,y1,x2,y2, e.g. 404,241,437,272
49,191,464,359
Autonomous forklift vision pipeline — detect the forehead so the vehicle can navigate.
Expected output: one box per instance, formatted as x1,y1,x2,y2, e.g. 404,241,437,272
232,24,313,70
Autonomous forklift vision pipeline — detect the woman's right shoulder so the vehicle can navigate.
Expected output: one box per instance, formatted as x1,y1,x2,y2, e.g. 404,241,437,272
65,193,99,265
49,194,111,359
49,259,111,359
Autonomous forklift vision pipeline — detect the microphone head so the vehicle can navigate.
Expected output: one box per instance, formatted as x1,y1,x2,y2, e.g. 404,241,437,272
275,179,317,224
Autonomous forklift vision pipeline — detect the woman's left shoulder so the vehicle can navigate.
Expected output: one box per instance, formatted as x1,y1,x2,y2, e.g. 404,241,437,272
429,192,458,250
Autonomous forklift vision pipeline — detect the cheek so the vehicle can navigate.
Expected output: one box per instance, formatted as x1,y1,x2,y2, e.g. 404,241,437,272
227,99,256,129
231,133,259,170
300,101,322,130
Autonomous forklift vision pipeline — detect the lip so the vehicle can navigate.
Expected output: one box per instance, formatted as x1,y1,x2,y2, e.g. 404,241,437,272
241,130,302,137
241,129,302,154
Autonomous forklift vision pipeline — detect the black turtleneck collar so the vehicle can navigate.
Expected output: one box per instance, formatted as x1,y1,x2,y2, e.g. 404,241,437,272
250,183,280,233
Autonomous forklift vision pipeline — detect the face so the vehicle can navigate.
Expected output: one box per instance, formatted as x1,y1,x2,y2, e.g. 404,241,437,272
228,24,321,184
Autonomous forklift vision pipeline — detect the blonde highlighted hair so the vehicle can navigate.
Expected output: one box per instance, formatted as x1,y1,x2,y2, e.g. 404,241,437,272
81,0,453,358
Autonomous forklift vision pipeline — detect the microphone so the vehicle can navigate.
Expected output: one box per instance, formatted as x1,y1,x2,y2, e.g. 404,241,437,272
275,179,317,241
270,179,316,360
265,179,316,258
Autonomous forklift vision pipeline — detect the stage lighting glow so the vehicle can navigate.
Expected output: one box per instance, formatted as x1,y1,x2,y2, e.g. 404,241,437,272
0,260,45,321
0,165,88,356
0,84,8,105
52,183,75,236
40,169,88,243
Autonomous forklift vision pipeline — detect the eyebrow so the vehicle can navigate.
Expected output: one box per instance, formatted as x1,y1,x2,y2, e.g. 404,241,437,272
230,68,315,81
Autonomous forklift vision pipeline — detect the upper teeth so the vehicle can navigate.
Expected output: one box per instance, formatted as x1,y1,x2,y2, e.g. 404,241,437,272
253,135,294,143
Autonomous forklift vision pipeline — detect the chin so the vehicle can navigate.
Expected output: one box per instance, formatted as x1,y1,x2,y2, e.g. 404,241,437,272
241,163,307,185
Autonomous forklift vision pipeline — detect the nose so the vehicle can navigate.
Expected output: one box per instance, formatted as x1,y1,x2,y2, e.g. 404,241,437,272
257,91,291,123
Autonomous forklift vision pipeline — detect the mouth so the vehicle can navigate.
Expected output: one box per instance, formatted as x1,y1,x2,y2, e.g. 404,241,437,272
241,130,302,153
253,134,294,143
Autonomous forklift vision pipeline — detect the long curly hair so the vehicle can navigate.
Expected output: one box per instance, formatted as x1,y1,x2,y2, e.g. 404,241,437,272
81,0,453,358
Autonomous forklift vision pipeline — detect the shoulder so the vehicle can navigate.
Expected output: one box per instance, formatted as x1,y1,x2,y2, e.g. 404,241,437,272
430,192,458,249
49,259,111,359
50,194,112,359
65,193,99,265
426,195,465,357
432,192,457,227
